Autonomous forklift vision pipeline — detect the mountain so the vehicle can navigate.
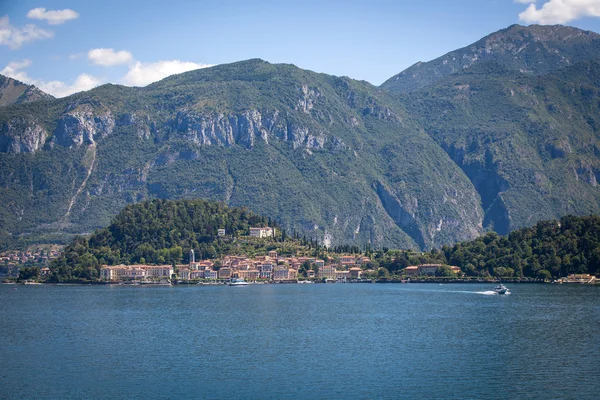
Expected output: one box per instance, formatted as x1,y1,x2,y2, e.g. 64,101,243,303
3,24,600,253
0,59,483,251
381,24,600,94
0,75,54,106
382,25,600,236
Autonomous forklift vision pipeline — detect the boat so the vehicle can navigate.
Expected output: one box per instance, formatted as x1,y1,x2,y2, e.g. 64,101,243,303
229,278,249,286
492,283,510,295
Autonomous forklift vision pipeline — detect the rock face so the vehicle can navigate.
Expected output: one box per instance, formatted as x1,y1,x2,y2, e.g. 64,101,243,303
52,105,115,147
0,118,48,153
167,109,326,149
0,74,54,106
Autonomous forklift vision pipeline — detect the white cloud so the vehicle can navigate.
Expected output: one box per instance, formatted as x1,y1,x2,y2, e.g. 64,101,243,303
123,60,213,86
88,48,133,66
27,8,79,25
0,15,53,49
38,74,102,98
1,59,103,98
519,0,600,24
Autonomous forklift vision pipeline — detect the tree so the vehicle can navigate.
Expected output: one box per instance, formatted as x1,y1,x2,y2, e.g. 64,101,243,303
435,265,456,277
18,266,40,281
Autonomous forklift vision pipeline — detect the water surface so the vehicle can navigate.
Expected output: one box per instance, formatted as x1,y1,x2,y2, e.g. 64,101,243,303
1,283,598,399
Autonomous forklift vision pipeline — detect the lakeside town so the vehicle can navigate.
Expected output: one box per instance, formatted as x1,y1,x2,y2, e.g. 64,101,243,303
2,227,598,285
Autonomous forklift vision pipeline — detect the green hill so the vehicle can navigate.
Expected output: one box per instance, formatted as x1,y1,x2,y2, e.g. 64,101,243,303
444,214,600,279
48,198,276,282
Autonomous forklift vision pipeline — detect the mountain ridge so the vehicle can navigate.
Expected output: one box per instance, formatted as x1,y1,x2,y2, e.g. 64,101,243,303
0,75,54,106
381,24,600,93
2,24,600,252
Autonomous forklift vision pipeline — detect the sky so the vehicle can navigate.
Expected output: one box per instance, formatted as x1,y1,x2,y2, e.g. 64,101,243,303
2,0,600,98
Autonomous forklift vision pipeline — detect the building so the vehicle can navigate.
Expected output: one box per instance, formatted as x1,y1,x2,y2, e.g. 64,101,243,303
218,267,232,280
349,267,363,279
404,264,461,276
563,274,597,283
204,270,218,280
335,270,350,281
339,255,356,266
100,265,174,281
179,268,190,280
218,228,226,236
249,227,274,238
238,269,260,281
259,263,274,280
318,265,337,280
273,266,289,281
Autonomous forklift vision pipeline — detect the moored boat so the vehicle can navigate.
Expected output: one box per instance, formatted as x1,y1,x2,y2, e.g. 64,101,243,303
229,278,249,286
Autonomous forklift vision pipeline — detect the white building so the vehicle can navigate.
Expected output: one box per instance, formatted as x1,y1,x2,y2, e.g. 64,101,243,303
250,227,274,238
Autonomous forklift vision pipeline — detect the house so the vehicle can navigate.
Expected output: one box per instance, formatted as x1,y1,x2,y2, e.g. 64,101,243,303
318,265,337,280
179,268,190,280
218,267,232,280
238,269,260,281
249,227,274,238
419,264,442,275
204,270,218,280
259,263,274,279
358,256,371,265
349,267,362,278
273,266,289,281
335,270,350,281
404,266,419,276
339,255,356,266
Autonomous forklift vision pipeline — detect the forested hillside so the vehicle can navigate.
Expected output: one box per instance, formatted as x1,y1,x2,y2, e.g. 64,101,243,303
48,199,277,281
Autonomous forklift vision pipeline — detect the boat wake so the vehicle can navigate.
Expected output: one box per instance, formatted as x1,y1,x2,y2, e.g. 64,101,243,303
476,290,501,295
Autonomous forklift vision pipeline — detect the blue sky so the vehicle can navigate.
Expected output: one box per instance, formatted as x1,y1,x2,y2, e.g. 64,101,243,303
2,0,600,97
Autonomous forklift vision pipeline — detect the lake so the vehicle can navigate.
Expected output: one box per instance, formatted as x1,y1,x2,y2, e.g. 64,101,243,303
1,283,599,399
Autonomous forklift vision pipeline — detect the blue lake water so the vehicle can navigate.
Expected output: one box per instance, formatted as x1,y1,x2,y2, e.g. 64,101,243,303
1,283,599,399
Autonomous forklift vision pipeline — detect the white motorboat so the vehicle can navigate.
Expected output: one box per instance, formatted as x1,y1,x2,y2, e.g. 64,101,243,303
229,278,249,286
492,283,510,295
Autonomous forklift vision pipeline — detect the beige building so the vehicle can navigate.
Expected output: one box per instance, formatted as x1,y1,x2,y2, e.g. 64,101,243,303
318,265,337,280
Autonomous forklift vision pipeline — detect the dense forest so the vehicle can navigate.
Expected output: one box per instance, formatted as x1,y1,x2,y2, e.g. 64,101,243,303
368,215,600,280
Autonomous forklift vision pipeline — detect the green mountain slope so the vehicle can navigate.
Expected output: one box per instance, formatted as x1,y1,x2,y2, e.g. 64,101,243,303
400,59,600,235
0,60,483,251
381,24,600,94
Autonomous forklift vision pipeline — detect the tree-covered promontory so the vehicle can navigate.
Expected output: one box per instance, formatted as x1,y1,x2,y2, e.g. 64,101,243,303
442,214,600,279
49,199,276,282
